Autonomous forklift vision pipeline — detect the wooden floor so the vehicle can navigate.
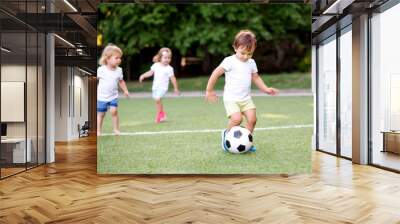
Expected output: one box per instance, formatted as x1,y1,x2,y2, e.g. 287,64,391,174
373,151,400,171
1,167,26,178
1,136,400,223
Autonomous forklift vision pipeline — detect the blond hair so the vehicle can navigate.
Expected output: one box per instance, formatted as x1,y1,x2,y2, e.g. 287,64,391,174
152,47,172,63
233,30,257,51
98,44,123,65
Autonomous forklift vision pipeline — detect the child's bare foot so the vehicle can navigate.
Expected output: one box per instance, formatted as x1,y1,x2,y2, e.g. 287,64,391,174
114,130,121,135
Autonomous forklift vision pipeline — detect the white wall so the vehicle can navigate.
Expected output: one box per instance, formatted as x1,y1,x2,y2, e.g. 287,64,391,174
55,66,68,141
1,66,26,129
55,67,89,141
73,72,89,137
1,65,34,138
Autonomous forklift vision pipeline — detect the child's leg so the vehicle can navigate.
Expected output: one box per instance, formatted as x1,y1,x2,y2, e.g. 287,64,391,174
243,109,257,152
220,112,242,151
97,100,108,136
155,99,164,114
224,101,242,131
155,98,164,123
242,109,257,133
97,112,106,136
227,112,243,131
153,89,168,122
110,107,120,135
221,102,242,150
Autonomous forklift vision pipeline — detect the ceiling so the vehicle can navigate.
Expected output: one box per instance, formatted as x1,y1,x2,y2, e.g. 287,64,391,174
311,0,390,43
0,0,98,72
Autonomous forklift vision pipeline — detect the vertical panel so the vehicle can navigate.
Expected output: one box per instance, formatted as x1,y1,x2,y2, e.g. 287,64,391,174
26,0,39,168
27,30,38,169
370,3,400,170
0,1,28,177
0,0,47,178
352,14,369,165
38,32,45,165
0,5,2,179
340,27,353,158
317,35,337,154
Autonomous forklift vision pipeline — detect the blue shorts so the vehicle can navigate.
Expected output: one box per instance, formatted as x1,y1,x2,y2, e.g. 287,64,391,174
152,89,167,100
97,98,118,113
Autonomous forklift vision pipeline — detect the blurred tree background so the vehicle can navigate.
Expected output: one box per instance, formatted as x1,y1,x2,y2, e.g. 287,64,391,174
98,4,311,85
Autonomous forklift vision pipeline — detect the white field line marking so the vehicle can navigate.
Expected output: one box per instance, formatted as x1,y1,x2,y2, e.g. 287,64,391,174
101,124,313,136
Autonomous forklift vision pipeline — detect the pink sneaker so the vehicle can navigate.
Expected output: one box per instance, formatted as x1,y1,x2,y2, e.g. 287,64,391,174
155,112,162,123
160,111,167,122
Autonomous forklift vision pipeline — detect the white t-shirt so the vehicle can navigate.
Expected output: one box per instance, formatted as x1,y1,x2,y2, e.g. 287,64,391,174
97,65,123,102
151,62,174,91
220,55,258,101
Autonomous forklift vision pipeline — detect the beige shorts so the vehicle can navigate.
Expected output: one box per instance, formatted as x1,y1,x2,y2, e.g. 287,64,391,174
223,99,256,117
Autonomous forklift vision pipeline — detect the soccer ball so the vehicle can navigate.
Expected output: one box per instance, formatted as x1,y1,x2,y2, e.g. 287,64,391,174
225,126,253,154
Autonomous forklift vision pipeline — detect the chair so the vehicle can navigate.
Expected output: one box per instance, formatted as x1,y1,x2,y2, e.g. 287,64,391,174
78,121,90,138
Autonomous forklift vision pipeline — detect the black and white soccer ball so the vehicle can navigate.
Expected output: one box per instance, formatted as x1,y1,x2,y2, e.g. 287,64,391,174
225,126,253,154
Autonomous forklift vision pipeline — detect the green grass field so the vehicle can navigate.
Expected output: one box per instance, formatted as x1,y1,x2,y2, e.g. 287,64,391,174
98,96,313,174
127,73,311,92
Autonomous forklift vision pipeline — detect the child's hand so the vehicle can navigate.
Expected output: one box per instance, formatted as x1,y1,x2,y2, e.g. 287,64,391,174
123,91,130,98
139,75,144,83
265,87,279,96
205,90,218,103
174,89,181,96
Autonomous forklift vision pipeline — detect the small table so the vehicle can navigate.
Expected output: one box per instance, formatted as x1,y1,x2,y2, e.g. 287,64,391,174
1,138,31,163
381,131,400,154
